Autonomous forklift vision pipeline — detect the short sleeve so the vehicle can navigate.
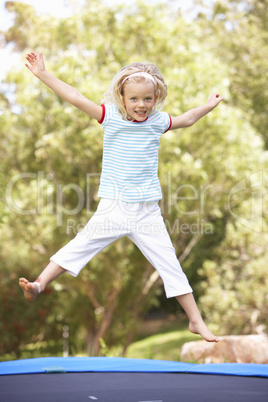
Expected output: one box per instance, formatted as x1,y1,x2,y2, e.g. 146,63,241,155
162,112,172,133
98,104,117,127
150,111,172,139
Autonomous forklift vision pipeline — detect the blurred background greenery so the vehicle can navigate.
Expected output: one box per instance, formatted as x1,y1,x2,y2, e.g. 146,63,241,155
0,0,267,361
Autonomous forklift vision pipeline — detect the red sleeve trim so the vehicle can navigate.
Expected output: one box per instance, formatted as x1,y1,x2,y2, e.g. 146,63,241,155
98,104,105,124
164,114,172,133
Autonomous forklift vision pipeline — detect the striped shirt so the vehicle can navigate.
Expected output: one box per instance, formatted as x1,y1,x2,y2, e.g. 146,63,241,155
98,104,172,202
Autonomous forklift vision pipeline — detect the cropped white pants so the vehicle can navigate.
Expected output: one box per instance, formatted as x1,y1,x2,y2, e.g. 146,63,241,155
50,198,192,298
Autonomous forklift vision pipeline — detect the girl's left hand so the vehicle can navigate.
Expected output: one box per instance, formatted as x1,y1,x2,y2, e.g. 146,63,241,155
207,93,224,109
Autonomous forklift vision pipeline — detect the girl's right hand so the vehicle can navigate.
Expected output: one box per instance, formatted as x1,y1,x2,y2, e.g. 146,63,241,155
25,52,46,77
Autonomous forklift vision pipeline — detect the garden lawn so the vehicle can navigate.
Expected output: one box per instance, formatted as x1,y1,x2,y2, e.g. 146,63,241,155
126,327,198,361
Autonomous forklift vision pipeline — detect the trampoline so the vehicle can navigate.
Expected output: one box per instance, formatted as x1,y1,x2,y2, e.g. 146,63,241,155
1,357,268,402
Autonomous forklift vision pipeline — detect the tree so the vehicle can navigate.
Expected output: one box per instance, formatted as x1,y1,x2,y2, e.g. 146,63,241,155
199,219,268,335
189,0,268,335
194,0,268,147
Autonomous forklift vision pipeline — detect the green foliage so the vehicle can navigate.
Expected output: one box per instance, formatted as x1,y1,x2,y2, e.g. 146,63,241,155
0,267,64,359
0,0,268,358
191,0,268,336
199,221,268,335
195,0,268,147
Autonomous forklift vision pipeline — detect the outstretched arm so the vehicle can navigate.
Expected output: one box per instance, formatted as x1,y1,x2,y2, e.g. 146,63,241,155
170,93,223,130
25,52,102,121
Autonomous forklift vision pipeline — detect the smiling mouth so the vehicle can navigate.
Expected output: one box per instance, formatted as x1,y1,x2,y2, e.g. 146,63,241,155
135,110,146,116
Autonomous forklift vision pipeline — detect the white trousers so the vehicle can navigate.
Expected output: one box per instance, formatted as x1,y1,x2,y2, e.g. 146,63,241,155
50,198,193,298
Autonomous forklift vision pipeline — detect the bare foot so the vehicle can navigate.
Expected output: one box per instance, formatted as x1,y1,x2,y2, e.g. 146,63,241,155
19,278,40,301
189,320,219,342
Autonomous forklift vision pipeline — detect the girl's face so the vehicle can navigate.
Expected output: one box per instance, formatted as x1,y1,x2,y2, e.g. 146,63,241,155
123,81,157,121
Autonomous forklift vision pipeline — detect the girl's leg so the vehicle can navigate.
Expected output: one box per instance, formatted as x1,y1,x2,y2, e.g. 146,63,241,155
130,228,219,342
176,292,219,342
19,199,127,302
129,202,219,343
19,261,65,302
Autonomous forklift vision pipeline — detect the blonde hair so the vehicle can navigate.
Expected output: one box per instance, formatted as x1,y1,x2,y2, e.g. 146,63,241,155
102,62,168,120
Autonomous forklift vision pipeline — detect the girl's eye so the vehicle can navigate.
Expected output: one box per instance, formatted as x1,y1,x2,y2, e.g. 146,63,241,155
145,98,152,101
131,97,137,101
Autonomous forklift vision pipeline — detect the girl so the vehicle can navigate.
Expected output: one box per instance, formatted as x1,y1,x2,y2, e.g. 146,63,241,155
19,52,223,342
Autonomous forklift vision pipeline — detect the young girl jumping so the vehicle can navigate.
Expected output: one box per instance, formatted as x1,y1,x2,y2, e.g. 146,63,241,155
19,52,223,343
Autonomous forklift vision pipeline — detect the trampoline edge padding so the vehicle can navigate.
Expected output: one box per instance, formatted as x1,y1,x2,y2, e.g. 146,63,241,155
0,357,268,378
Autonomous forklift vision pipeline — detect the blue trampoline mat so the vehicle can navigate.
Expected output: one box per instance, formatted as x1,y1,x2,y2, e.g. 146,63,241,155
1,357,268,402
1,357,268,377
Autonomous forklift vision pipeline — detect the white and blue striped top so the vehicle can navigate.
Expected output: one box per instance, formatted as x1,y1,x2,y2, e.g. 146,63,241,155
98,104,172,202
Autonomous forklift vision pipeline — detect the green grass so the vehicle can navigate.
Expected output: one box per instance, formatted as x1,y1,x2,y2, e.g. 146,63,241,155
125,326,198,361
